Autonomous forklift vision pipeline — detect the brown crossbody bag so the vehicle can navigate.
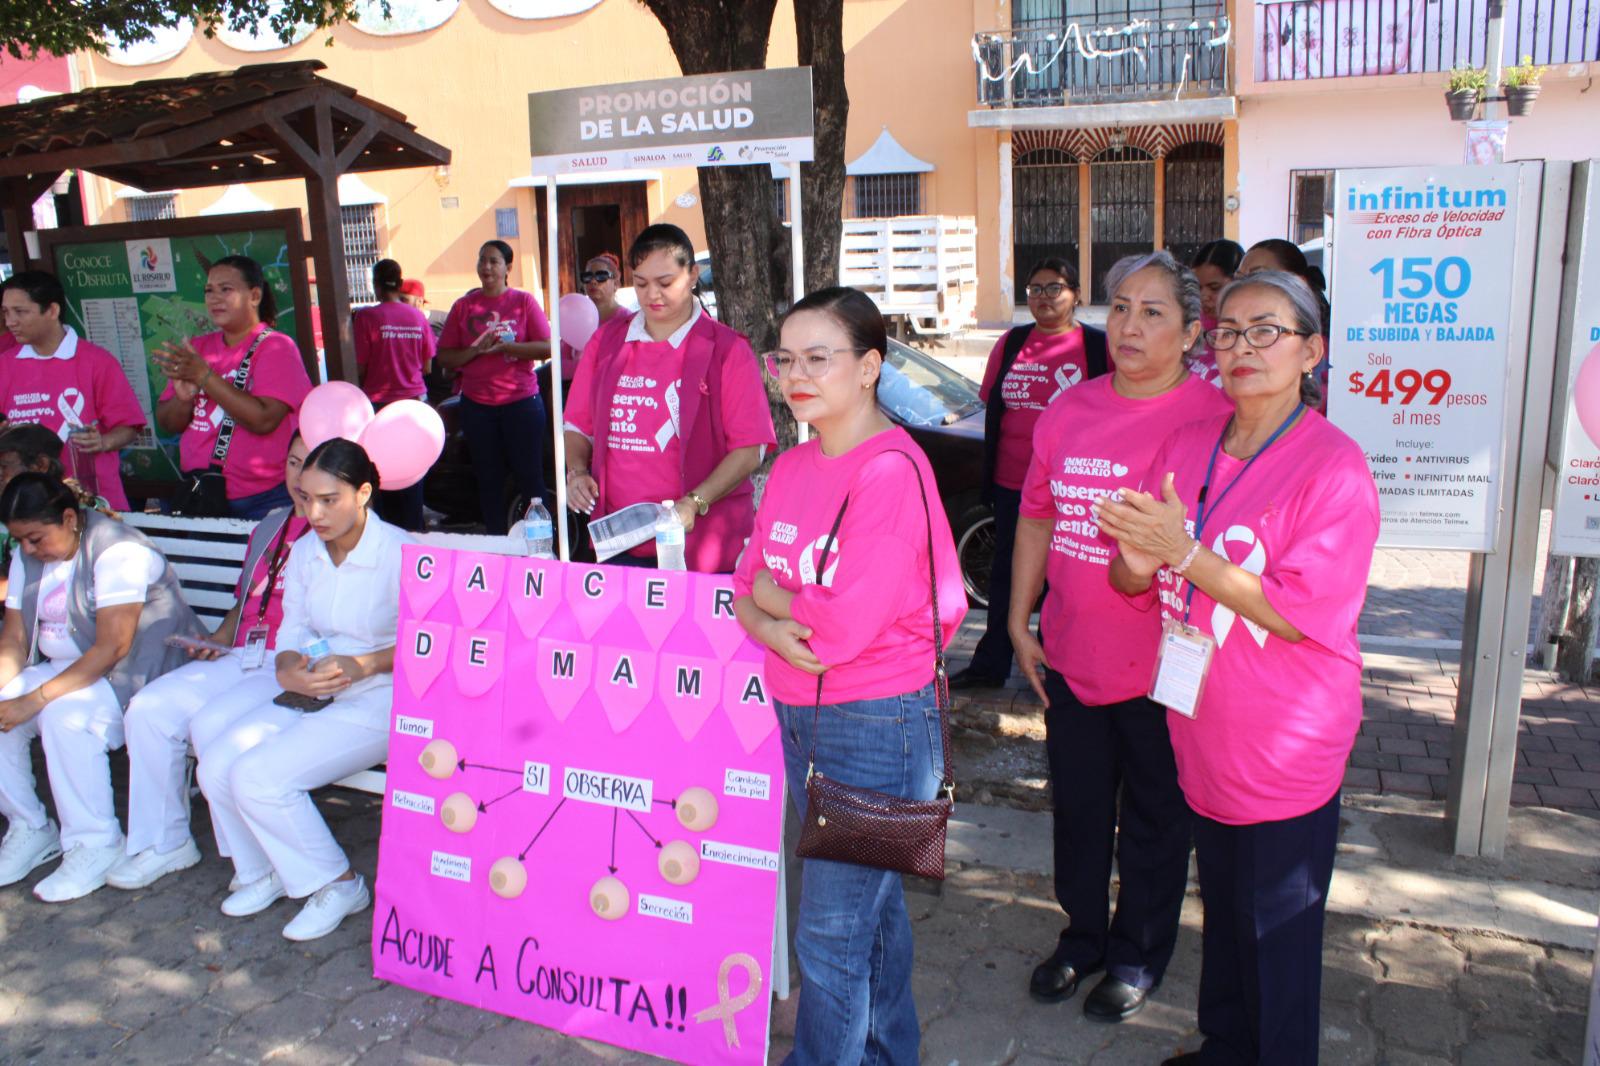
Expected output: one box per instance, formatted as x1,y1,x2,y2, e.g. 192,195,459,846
794,450,955,881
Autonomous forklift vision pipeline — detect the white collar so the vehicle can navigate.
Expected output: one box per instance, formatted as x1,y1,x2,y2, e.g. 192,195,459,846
17,326,79,361
624,301,703,349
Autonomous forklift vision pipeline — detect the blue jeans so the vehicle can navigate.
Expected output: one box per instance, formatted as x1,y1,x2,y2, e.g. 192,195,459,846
228,482,292,520
460,394,547,535
777,683,944,1066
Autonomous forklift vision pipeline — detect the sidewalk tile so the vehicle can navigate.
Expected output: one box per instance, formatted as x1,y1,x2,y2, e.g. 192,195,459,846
1380,771,1431,795
1535,784,1598,809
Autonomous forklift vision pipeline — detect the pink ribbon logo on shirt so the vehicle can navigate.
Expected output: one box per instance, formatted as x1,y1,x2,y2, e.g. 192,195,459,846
56,389,86,432
1210,525,1269,649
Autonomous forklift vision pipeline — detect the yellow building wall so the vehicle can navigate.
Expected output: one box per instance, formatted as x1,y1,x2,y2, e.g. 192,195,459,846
74,0,986,312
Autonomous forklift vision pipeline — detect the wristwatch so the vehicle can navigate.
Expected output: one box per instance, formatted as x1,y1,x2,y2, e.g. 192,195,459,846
688,491,710,516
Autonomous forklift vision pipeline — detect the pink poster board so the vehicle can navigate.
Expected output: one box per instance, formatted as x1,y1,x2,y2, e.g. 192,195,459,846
374,546,785,1064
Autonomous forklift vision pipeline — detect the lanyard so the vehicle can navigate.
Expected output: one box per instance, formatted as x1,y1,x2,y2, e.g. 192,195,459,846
1183,404,1304,621
255,516,297,625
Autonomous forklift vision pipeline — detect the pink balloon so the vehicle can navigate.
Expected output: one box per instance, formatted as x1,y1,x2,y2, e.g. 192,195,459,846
558,293,601,351
1574,342,1600,450
358,399,444,491
299,381,374,450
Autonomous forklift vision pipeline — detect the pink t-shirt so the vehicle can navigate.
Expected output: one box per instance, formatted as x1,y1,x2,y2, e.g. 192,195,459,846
234,515,310,648
438,288,550,405
1020,375,1231,705
159,325,312,500
566,320,774,558
980,327,1091,490
1141,410,1380,825
734,427,967,705
355,300,435,404
0,332,146,510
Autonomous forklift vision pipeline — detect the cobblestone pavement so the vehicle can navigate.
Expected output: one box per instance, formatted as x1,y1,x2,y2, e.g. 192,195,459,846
0,786,1590,1066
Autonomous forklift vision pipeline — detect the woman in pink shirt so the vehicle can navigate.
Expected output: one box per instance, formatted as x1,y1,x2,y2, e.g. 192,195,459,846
562,252,631,384
154,256,313,520
952,258,1108,691
0,270,146,510
1097,271,1380,1066
1187,239,1244,385
437,240,552,535
354,259,435,532
1010,251,1232,1023
734,286,966,1063
565,225,774,572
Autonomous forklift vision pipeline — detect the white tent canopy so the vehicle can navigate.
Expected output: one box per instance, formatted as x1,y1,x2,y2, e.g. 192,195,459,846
846,127,934,176
199,184,273,215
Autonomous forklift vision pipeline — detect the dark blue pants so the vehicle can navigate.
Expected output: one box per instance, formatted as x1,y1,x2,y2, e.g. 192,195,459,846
1043,668,1191,989
228,482,292,520
373,399,427,532
1192,790,1341,1065
967,485,1023,680
460,394,546,535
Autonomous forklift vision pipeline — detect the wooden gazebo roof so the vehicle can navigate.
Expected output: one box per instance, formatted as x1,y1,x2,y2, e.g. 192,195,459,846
0,60,451,381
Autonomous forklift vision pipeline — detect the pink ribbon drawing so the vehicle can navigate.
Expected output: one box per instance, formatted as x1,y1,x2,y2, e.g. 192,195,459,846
693,952,763,1049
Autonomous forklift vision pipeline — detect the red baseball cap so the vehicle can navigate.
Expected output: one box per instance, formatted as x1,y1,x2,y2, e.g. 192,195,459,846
398,278,425,298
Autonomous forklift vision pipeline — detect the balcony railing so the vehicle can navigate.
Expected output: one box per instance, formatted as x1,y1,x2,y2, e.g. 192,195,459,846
1255,0,1600,82
974,18,1232,108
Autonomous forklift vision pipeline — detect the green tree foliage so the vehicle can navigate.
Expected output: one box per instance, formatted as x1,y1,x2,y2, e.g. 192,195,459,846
1,1,386,59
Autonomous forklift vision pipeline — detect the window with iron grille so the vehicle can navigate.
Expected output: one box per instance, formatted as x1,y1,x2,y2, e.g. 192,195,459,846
1013,0,1221,26
853,173,922,218
1288,170,1332,247
127,194,177,222
341,204,382,304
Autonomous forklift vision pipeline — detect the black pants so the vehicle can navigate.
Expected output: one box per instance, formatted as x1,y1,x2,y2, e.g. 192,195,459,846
968,485,1023,679
460,394,547,535
1043,668,1191,989
1191,790,1341,1065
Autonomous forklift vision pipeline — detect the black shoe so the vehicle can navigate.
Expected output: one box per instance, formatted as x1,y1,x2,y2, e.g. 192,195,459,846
949,667,1006,691
1028,946,1102,1004
1082,974,1151,1022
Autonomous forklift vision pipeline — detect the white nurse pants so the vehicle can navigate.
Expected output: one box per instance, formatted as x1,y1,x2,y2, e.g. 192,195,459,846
194,682,390,899
0,661,126,850
121,652,281,856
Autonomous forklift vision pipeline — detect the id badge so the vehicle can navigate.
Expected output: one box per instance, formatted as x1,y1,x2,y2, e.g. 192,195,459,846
1149,619,1216,719
241,626,270,671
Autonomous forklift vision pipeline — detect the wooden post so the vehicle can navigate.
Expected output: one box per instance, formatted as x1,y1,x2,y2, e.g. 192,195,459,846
304,168,353,384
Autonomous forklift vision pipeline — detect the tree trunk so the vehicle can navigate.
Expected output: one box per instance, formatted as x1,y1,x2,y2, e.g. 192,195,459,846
1534,552,1574,669
1558,557,1600,682
638,0,798,449
795,0,848,295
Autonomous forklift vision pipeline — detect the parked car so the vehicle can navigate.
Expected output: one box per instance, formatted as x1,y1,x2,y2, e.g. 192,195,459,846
420,317,995,606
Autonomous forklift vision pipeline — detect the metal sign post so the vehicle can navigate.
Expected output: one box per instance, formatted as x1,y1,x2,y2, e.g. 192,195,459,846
528,68,816,560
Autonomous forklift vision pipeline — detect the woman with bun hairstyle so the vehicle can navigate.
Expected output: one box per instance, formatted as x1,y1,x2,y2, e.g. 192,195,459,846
437,240,552,534
734,286,965,1062
355,258,434,532
154,255,313,519
565,224,775,571
0,472,203,901
194,438,412,941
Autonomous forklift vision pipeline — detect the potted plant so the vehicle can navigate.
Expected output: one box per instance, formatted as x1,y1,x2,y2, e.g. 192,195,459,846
1505,56,1546,116
1445,66,1486,121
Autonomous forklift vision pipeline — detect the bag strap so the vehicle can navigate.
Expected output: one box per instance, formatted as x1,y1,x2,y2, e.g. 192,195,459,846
209,328,272,471
806,448,953,799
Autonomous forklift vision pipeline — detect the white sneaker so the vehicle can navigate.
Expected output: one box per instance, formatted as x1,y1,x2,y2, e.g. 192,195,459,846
34,841,125,902
221,871,286,917
0,819,62,887
107,839,202,890
282,874,370,942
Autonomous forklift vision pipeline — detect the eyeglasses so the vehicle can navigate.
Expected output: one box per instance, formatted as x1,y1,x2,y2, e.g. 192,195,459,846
1204,323,1313,350
1024,283,1071,299
579,270,616,284
762,346,868,379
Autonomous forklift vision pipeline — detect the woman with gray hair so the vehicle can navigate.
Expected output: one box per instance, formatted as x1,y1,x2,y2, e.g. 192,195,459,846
1096,270,1379,1064
1011,251,1230,1021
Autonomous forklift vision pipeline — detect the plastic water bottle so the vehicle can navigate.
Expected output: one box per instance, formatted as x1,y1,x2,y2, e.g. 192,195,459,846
654,500,687,571
522,499,555,559
589,501,671,562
